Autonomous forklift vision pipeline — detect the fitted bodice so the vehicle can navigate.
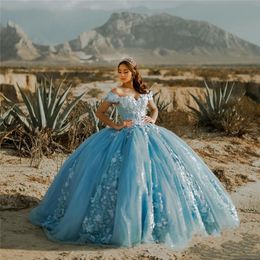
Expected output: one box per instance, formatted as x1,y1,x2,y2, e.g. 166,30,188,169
104,90,153,125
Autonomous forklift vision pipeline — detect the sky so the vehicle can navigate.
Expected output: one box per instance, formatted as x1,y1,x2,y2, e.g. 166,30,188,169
1,0,260,46
3,0,259,10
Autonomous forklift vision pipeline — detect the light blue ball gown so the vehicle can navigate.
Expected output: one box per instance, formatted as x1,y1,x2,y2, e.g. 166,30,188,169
28,90,240,249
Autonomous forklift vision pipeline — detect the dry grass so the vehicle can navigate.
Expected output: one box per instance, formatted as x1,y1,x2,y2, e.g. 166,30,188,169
194,68,230,80
155,92,259,138
236,95,260,120
212,167,255,192
145,78,205,87
156,109,197,137
163,68,188,77
147,68,161,75
87,88,104,98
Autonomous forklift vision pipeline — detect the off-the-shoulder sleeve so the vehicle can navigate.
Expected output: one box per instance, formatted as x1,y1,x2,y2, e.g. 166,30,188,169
147,90,153,101
103,91,119,103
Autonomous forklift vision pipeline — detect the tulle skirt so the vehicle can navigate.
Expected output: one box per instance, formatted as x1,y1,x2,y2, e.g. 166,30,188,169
28,123,239,249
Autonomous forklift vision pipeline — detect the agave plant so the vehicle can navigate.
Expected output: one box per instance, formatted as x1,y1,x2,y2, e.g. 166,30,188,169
1,75,86,136
0,105,18,132
153,90,172,112
187,80,238,124
151,90,172,122
186,80,250,135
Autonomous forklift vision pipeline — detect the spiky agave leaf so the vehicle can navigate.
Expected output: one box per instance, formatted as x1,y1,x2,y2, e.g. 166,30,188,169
186,104,201,118
36,84,47,128
153,90,160,98
224,82,235,104
4,76,86,135
0,93,33,132
49,82,73,129
48,75,69,119
186,80,244,133
153,90,172,112
109,106,119,124
55,92,85,130
0,105,16,132
188,91,211,121
16,82,38,127
203,80,214,113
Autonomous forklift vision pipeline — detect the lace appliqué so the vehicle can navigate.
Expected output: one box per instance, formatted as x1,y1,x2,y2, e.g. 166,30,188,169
42,159,78,230
152,185,169,242
124,123,159,141
158,134,239,233
104,91,120,104
79,150,123,244
103,90,153,123
147,90,153,101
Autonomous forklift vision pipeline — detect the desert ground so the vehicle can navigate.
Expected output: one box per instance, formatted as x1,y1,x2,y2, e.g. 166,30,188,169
1,131,259,260
0,66,260,259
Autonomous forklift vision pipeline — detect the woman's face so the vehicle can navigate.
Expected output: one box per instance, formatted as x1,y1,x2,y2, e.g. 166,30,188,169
118,63,132,84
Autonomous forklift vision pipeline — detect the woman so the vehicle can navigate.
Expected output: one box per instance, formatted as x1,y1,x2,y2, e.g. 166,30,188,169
28,56,240,249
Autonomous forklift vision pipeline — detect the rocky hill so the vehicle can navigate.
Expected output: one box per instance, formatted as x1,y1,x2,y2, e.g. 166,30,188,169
1,12,260,65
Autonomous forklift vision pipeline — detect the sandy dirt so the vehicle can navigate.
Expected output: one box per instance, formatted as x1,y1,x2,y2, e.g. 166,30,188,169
0,132,260,260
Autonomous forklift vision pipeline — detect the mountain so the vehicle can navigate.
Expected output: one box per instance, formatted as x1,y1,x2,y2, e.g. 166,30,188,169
0,8,111,45
0,21,40,61
0,21,88,63
1,3,260,46
1,12,260,65
57,12,260,64
167,1,260,47
92,12,260,54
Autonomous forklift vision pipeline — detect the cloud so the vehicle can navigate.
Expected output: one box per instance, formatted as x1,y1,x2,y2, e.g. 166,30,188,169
2,0,113,11
1,0,255,11
1,0,177,11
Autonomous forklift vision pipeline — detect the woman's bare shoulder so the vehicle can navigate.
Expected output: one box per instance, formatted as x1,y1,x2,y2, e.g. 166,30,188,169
111,86,124,95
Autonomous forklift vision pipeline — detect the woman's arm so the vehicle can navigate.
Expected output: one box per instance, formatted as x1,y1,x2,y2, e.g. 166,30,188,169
95,101,119,129
145,99,158,124
95,101,133,130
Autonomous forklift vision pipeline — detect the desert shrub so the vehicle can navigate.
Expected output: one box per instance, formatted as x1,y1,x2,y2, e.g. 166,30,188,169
195,68,230,80
242,81,260,103
157,109,195,137
87,88,104,98
148,68,161,76
55,100,97,152
144,78,205,87
163,68,185,77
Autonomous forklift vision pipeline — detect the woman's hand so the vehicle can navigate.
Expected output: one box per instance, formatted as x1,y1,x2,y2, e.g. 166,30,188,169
143,116,156,124
113,120,134,130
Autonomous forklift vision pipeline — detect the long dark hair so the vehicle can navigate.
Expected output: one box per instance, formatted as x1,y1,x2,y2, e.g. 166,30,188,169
118,61,150,94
